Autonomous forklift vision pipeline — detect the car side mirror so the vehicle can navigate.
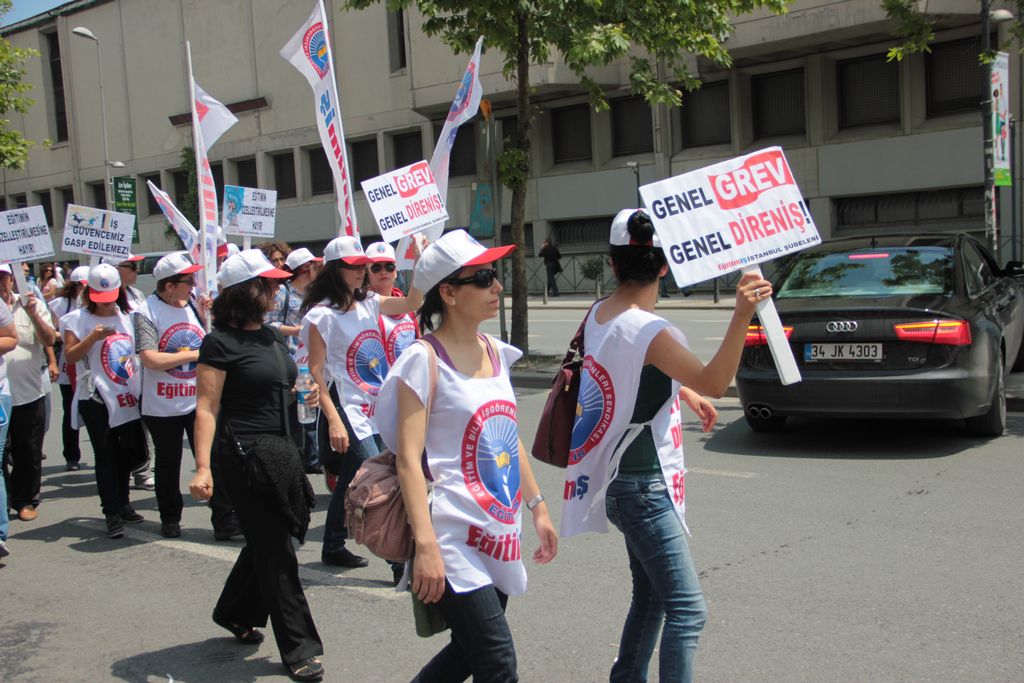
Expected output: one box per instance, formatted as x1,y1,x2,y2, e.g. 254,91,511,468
1002,260,1024,278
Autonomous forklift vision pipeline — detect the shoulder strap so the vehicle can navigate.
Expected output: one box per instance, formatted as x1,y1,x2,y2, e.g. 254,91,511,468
563,299,599,366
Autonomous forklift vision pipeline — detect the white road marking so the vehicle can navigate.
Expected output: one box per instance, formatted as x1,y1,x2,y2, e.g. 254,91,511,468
687,467,760,479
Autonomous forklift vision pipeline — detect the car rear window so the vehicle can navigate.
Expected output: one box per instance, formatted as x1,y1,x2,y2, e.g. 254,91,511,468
776,247,953,298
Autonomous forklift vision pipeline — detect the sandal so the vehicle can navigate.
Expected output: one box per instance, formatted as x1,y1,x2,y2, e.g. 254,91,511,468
212,610,265,644
287,657,324,682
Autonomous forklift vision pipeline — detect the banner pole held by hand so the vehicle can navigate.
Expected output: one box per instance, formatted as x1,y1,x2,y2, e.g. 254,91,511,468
11,263,30,306
742,265,801,386
243,236,251,251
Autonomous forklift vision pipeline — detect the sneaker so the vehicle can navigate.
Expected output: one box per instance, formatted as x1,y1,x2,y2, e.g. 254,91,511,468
0,541,9,558
160,522,181,538
120,506,144,524
214,525,245,541
321,546,368,568
134,474,156,491
17,506,38,522
105,514,125,539
66,462,81,472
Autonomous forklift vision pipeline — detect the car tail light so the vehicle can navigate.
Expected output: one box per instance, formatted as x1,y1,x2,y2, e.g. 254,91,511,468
848,252,890,260
893,320,972,345
745,325,794,347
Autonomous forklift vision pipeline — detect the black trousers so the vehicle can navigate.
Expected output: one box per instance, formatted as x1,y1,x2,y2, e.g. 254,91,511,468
545,263,560,296
144,411,235,529
59,384,82,464
214,463,323,666
78,400,145,516
3,396,46,511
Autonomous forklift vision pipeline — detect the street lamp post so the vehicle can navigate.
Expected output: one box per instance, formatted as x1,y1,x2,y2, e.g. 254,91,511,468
71,27,114,212
626,161,641,206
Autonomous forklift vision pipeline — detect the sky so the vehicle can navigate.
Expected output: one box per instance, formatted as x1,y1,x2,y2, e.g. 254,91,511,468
3,0,68,27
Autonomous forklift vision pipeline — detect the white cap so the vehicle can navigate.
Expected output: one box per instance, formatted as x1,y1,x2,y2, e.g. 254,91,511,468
285,247,323,271
225,243,240,258
0,264,11,275
323,236,370,265
610,209,661,248
99,253,144,266
413,229,515,294
87,263,122,303
69,266,90,283
217,249,291,289
153,251,202,281
365,242,396,263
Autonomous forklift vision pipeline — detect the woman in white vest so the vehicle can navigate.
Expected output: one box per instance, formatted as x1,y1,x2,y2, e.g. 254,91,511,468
366,241,418,368
559,210,770,683
63,264,147,540
376,230,558,682
302,236,421,571
49,265,88,471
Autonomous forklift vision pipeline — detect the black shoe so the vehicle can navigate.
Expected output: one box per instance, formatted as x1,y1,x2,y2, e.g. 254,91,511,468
66,462,80,472
161,522,181,538
120,506,144,524
105,514,124,539
214,525,245,541
287,657,324,682
212,609,265,644
321,547,368,568
390,561,405,586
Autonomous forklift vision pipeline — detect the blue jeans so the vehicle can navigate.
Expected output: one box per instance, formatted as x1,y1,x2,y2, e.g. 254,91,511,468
606,473,708,683
413,582,516,683
321,408,382,553
0,394,11,543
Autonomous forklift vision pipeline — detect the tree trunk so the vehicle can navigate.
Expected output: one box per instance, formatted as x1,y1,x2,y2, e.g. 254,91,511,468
509,11,531,354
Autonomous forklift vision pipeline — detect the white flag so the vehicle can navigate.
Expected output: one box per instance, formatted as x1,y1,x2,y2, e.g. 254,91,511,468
146,180,200,261
193,82,238,148
186,47,221,299
281,0,358,237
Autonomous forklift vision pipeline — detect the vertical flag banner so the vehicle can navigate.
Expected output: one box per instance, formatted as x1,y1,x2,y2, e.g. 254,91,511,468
992,51,1011,187
146,180,200,261
194,82,238,148
281,0,358,237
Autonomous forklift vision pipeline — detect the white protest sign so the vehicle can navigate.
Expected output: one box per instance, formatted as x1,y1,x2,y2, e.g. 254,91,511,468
222,185,277,238
639,147,819,386
361,160,449,243
61,204,136,261
0,206,56,263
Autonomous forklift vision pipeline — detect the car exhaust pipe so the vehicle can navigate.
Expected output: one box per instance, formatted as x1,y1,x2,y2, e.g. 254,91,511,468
747,404,773,419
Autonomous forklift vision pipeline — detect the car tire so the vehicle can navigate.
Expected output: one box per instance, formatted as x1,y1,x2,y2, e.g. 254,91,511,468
744,412,787,432
1012,341,1024,373
965,356,1006,437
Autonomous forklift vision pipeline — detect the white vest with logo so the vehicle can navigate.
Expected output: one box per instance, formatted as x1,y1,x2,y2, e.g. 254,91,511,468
65,308,141,428
376,338,528,596
137,294,205,417
379,312,418,368
50,296,80,386
559,303,689,538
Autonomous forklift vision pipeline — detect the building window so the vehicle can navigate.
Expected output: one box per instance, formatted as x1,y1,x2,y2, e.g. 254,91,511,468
392,131,423,168
681,81,731,148
752,69,805,138
172,170,190,210
44,32,68,143
388,9,407,72
433,121,477,176
350,138,379,187
309,148,333,196
551,104,592,163
35,190,53,226
141,174,161,216
0,197,6,212
235,158,258,188
88,183,106,210
499,115,519,146
551,217,612,253
611,97,653,156
60,187,74,214
834,187,983,231
838,56,899,129
272,151,296,200
210,162,224,205
926,37,985,117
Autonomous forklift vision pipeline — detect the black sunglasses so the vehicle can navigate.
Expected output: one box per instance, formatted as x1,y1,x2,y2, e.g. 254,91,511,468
370,263,396,274
339,261,365,271
445,268,499,289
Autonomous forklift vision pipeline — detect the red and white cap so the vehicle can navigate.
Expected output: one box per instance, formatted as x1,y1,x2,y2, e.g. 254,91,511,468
323,236,370,265
87,263,122,303
285,247,323,271
610,208,661,248
100,253,145,266
217,249,291,289
365,241,396,263
413,229,515,293
153,251,202,281
69,266,90,283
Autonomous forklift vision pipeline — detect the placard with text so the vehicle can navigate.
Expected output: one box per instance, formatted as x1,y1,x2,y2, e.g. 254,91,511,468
222,185,277,238
0,206,55,263
361,160,449,243
61,204,136,261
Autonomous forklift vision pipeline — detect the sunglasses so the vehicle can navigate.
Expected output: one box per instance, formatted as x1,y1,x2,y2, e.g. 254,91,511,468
445,268,499,289
370,263,396,274
339,261,366,271
118,263,139,271
173,277,196,286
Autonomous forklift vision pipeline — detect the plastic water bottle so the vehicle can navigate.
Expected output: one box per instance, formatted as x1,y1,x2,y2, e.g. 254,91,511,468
296,365,316,424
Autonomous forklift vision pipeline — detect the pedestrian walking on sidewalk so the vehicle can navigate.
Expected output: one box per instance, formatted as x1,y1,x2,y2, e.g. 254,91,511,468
538,238,561,297
559,209,773,683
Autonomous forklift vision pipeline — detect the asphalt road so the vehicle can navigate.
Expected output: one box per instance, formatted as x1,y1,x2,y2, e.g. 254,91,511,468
3,389,1023,681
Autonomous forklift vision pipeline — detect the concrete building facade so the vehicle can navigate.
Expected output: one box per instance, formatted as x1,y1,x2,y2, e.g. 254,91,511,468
1,0,1019,291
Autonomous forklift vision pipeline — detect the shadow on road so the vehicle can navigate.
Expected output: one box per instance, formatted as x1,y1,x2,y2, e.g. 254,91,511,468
110,638,283,682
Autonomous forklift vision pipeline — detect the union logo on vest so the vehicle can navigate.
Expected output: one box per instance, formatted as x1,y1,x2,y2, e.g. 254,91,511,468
101,333,135,385
346,328,387,396
569,357,615,465
385,320,417,365
159,322,204,380
462,400,521,524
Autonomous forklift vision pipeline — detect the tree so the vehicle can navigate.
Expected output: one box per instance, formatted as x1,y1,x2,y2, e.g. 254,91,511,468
882,0,1024,61
0,0,37,170
345,0,789,353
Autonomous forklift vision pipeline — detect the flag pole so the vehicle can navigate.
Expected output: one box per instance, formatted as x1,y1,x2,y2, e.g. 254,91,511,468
185,41,211,332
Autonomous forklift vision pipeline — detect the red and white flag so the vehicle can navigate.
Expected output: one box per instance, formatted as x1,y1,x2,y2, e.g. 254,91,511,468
146,179,200,262
193,82,238,148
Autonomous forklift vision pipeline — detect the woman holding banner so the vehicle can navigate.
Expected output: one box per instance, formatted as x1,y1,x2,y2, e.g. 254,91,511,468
559,209,771,683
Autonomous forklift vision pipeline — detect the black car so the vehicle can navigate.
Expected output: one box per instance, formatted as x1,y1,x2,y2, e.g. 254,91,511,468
735,233,1024,436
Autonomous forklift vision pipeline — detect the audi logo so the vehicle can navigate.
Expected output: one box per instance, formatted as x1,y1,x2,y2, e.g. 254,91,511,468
826,321,858,333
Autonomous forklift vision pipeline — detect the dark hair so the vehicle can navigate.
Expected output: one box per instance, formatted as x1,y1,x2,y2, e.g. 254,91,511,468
58,280,83,302
212,277,277,328
260,241,291,259
156,275,184,294
301,261,366,314
418,285,446,334
84,286,131,314
609,210,667,285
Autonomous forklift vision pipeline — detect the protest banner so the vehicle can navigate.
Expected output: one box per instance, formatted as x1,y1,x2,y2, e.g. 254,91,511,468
992,51,1011,187
146,180,200,261
112,176,139,242
61,204,136,261
0,206,55,264
639,147,820,385
223,185,277,240
361,160,449,243
281,0,358,237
